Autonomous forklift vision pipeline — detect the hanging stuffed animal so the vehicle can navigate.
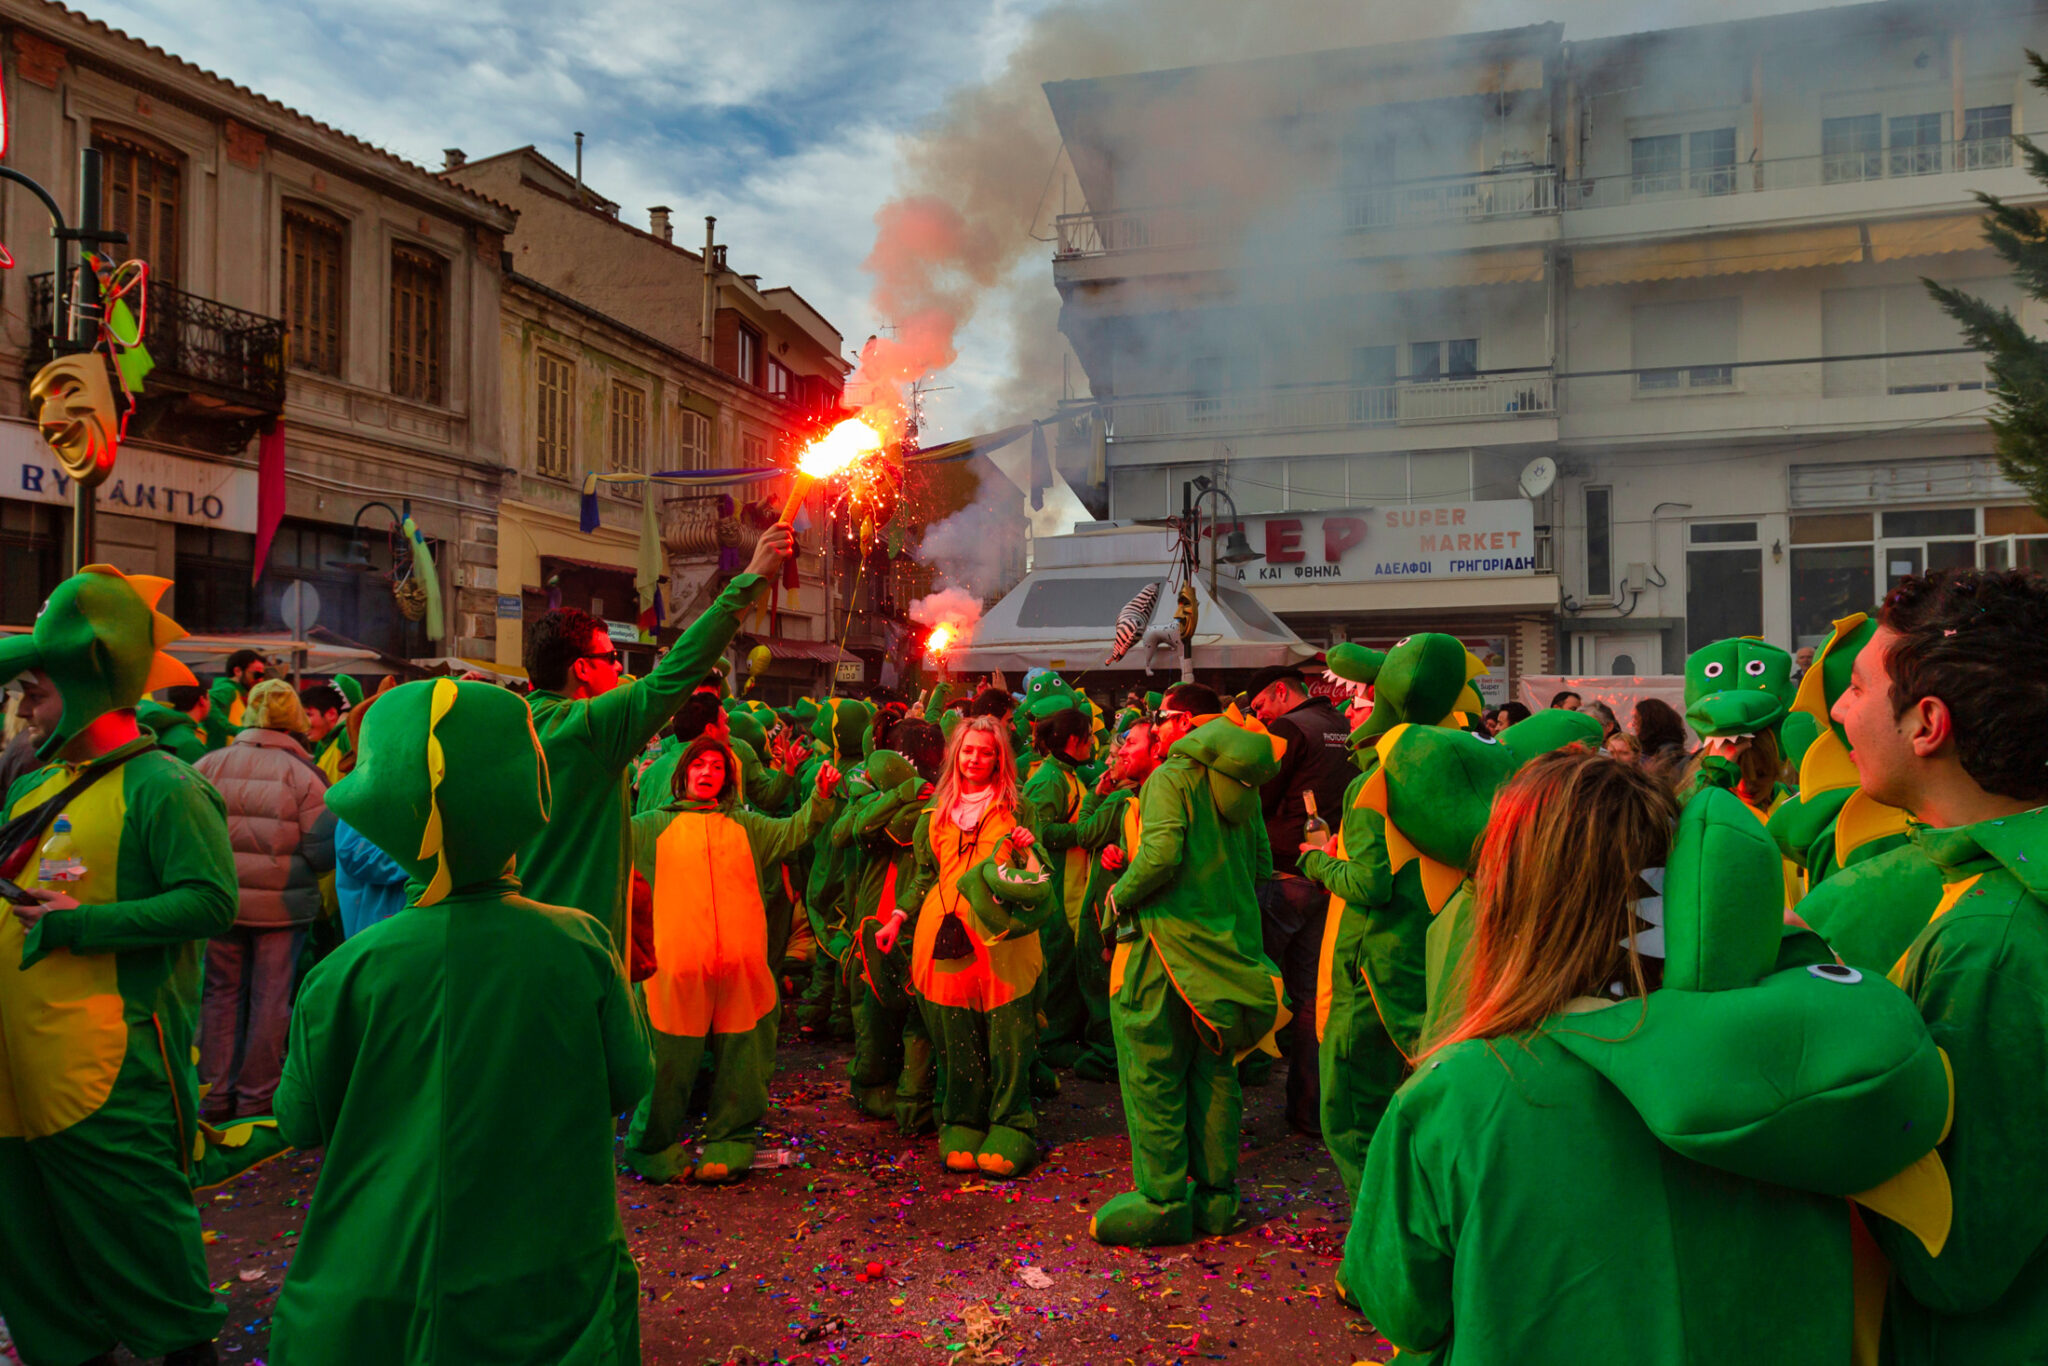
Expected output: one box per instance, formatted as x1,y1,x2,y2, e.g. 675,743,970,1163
1104,581,1161,666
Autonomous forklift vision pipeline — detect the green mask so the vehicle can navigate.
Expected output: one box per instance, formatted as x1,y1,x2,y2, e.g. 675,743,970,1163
1684,636,1794,738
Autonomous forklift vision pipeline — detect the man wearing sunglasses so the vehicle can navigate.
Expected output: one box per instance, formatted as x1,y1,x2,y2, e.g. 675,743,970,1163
520,525,793,958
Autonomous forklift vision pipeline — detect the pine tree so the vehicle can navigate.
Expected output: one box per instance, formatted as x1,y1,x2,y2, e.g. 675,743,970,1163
1928,50,2048,515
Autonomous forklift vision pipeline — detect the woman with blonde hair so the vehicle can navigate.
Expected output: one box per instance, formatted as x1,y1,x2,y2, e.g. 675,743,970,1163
874,714,1050,1178
1341,749,1860,1362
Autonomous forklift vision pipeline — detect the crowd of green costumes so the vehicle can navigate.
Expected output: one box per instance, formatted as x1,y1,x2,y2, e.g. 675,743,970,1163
5,556,2048,1366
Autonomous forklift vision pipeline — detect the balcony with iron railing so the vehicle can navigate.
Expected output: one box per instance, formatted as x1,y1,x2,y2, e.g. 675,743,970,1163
28,271,286,452
1564,135,2017,211
1055,164,1561,259
1102,369,1555,442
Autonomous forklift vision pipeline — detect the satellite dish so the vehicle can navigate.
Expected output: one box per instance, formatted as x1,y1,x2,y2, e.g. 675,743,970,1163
1518,456,1558,500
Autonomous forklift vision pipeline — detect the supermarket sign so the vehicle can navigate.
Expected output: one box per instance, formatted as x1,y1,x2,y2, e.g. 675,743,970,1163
1235,501,1536,585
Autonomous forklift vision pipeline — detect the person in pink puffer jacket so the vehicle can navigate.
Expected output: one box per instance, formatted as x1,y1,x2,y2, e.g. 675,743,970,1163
194,677,336,1119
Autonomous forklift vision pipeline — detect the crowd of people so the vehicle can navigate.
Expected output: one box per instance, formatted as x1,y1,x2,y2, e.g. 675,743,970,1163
2,527,2045,1366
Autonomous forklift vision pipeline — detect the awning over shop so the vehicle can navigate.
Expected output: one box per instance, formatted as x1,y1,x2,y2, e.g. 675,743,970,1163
1868,214,1990,262
951,529,1316,675
417,656,530,684
1378,246,1547,290
1573,225,1863,286
738,635,858,665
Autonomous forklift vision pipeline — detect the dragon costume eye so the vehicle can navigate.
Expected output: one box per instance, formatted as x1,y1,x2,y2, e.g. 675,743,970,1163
1703,661,1725,679
1808,963,1863,985
1745,659,1767,677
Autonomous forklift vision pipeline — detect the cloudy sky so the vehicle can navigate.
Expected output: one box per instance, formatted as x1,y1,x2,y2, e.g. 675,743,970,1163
86,0,1867,441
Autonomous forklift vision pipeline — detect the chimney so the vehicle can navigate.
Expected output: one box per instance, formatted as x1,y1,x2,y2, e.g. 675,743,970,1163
649,206,673,244
442,148,466,171
701,216,718,363
574,131,584,187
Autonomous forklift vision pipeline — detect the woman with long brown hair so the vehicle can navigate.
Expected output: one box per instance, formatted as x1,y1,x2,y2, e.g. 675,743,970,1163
874,715,1048,1178
1340,748,1854,1363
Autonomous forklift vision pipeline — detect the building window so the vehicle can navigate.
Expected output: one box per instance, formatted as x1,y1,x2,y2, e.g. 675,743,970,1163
281,203,346,377
1687,521,1762,656
0,502,67,626
95,129,181,283
389,244,447,405
1689,128,1737,195
1822,279,2007,396
740,432,766,465
1963,105,2014,169
1585,486,1613,599
735,325,761,386
1822,114,1882,184
176,521,414,658
765,357,793,399
1409,339,1477,383
608,381,647,474
676,408,712,470
1889,112,1944,178
1790,544,1873,648
1630,134,1681,195
1633,298,1737,391
535,352,573,477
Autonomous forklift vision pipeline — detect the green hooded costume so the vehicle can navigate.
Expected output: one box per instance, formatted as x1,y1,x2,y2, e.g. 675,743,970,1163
136,695,209,766
626,740,837,1183
271,679,653,1364
1020,700,1101,1071
796,698,874,1038
519,572,766,958
835,751,937,1132
1092,712,1287,1247
1766,614,1945,974
0,566,241,1365
1342,786,1953,1366
1871,807,2048,1365
1297,633,1485,1197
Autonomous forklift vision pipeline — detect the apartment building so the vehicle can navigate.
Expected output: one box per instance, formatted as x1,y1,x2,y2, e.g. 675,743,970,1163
1046,0,2046,683
444,147,857,697
0,0,514,662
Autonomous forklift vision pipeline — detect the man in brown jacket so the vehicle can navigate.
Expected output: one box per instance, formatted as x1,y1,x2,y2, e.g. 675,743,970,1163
194,678,336,1119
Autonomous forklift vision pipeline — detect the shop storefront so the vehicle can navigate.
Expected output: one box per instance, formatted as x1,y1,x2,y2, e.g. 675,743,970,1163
1230,499,1559,693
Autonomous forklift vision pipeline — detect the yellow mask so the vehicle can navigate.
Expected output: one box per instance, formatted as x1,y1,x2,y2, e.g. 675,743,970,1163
30,354,120,487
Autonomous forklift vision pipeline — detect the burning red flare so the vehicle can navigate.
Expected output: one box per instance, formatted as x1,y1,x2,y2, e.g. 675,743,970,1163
780,416,885,522
925,624,954,658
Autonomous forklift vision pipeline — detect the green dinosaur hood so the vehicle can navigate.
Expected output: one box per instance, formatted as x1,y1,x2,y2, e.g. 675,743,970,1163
1359,712,1599,913
1918,806,2048,902
809,697,874,762
726,708,768,755
326,679,551,905
1171,715,1285,826
331,673,364,708
1549,788,1952,1230
1684,636,1795,738
1351,633,1485,748
1324,642,1385,687
0,564,197,760
861,748,915,794
136,697,198,739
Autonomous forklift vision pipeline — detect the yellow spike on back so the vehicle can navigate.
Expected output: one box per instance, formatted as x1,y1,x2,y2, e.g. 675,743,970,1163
142,650,197,693
127,574,174,609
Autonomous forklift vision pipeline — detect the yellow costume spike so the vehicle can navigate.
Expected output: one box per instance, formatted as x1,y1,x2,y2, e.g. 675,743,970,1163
126,574,174,609
1834,788,1914,867
1849,1051,1955,1257
1798,727,1862,798
1418,856,1466,915
141,648,197,693
1791,613,1867,728
416,678,459,906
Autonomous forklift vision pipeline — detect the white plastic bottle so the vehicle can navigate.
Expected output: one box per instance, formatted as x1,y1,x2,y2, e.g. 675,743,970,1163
37,816,87,885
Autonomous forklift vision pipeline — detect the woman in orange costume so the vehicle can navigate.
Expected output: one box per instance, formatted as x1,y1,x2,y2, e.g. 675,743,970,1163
626,734,840,1183
874,716,1047,1177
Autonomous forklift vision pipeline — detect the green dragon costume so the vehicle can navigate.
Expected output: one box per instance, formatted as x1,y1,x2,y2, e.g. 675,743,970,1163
1041,776,1132,1083
1874,806,2048,1364
1682,636,1806,908
0,566,240,1365
136,695,209,766
836,751,937,1132
1092,711,1287,1248
1021,726,1098,1070
897,791,1053,1178
1298,633,1484,1197
797,698,874,1038
1769,614,1944,975
520,572,766,957
272,679,653,1364
1342,786,1953,1365
627,744,836,1184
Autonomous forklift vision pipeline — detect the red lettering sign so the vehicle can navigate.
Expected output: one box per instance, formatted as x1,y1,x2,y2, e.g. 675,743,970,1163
1266,519,1305,564
1324,516,1366,562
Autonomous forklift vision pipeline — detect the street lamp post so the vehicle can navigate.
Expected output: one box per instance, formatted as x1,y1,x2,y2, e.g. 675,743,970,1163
1184,474,1261,595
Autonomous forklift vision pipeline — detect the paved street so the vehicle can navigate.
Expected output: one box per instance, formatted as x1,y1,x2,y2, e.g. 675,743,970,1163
177,1034,1387,1366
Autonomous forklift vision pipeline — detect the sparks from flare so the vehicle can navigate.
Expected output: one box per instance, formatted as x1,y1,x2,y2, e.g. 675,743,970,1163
779,416,884,523
925,624,953,659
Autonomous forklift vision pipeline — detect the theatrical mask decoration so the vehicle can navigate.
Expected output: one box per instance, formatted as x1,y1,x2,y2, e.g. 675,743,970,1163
30,353,121,487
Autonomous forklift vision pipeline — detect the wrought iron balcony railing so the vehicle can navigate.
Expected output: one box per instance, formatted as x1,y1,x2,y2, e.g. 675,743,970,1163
29,271,286,414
